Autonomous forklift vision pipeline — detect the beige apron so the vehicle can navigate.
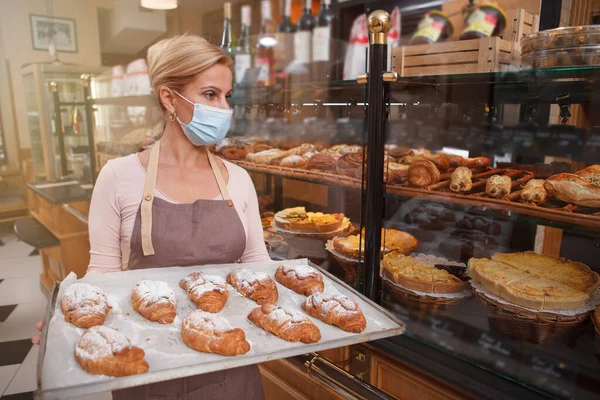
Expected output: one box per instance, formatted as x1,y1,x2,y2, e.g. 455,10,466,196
113,141,264,400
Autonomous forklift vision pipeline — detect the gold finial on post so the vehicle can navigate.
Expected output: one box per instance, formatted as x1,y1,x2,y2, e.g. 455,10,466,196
368,10,391,45
80,73,91,87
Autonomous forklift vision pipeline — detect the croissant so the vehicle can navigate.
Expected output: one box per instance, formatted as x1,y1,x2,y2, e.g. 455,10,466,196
181,310,250,356
131,280,176,324
248,304,321,343
227,268,278,305
486,175,512,198
275,264,325,296
302,293,367,333
398,155,425,165
521,179,547,204
75,326,148,377
60,283,109,328
336,152,364,179
307,154,337,171
449,167,473,193
408,160,441,187
279,155,307,168
180,272,229,313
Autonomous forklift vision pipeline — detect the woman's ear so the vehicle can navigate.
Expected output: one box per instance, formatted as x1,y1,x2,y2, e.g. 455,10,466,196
159,87,177,114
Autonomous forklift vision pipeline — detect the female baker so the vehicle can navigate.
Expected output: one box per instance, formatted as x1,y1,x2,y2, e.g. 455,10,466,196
35,35,269,399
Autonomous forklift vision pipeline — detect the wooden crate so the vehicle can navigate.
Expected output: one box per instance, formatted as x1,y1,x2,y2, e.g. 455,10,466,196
393,36,521,77
502,8,540,42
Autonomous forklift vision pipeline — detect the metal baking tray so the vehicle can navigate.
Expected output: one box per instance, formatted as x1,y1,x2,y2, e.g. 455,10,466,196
36,259,405,399
521,25,600,54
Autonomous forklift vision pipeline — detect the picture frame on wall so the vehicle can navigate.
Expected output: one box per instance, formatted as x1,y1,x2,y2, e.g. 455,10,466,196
30,14,77,53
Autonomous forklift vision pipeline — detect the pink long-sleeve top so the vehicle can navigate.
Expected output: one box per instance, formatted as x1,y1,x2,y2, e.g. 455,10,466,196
87,153,270,274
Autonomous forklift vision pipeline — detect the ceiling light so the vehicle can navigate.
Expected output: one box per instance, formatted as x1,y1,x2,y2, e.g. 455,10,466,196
141,0,177,10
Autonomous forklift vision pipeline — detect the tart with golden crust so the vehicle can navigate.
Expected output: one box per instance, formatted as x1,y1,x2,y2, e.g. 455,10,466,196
468,255,593,311
274,207,345,233
332,229,418,259
382,253,466,294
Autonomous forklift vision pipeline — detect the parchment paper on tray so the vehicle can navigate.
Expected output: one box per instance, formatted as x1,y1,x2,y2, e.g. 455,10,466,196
37,259,404,400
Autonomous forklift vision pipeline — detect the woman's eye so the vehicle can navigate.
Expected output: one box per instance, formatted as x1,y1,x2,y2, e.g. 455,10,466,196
204,92,215,99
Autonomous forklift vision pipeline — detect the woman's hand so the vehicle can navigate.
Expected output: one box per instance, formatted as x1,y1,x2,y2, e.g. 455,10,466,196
32,320,45,345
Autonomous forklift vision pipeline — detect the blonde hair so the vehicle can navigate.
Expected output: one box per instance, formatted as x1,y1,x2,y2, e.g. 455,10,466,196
147,34,233,110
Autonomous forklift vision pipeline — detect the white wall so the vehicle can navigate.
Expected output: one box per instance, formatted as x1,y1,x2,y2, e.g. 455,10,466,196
0,0,107,166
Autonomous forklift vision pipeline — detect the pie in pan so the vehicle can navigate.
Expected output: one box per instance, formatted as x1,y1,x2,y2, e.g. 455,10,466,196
274,207,345,233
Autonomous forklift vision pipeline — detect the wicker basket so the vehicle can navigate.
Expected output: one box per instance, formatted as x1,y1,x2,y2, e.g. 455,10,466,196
473,290,591,344
325,242,363,286
383,277,467,313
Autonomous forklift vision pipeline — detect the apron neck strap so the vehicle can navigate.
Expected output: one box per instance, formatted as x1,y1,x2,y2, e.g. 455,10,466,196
207,150,233,204
140,141,161,256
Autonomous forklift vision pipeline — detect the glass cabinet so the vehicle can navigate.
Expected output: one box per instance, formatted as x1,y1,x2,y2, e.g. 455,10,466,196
21,63,105,182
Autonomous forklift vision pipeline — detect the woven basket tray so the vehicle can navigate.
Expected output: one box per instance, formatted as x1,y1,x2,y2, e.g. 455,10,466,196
383,279,467,313
473,290,591,344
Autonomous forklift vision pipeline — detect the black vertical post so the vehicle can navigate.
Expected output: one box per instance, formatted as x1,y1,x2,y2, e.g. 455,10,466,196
50,82,68,177
363,11,391,301
81,74,98,184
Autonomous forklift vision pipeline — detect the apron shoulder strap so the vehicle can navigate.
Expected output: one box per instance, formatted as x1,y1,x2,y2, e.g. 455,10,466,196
207,151,233,206
140,141,160,256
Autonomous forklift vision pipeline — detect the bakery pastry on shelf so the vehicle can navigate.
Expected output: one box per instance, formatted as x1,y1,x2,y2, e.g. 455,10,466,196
387,146,414,159
385,163,410,184
456,215,501,235
490,252,599,294
60,283,109,328
465,157,491,169
131,280,176,324
221,143,254,160
278,155,307,168
288,144,318,156
302,292,367,333
180,272,229,313
468,255,595,311
306,153,338,171
544,173,600,207
332,229,418,259
75,326,148,376
181,310,250,356
440,153,465,168
486,175,512,198
383,252,467,294
336,152,364,179
449,167,473,193
275,264,325,296
227,268,279,305
246,149,289,165
248,304,321,343
274,206,345,233
520,179,547,204
404,204,456,230
408,160,441,187
331,144,362,155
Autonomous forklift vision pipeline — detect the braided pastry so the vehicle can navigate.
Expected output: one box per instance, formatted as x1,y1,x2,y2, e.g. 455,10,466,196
180,272,229,313
60,283,109,328
302,292,366,333
275,264,324,296
248,304,321,343
131,280,176,324
182,311,250,356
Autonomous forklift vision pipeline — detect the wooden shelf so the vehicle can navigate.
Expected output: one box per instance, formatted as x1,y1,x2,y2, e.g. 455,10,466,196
233,160,600,230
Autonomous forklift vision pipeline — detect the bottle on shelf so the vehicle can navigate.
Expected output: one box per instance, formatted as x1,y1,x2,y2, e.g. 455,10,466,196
235,5,252,85
275,0,297,74
312,0,338,82
288,0,314,80
256,0,276,86
220,2,235,58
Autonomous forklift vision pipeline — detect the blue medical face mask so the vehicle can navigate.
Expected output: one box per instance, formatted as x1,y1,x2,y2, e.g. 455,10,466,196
173,90,232,146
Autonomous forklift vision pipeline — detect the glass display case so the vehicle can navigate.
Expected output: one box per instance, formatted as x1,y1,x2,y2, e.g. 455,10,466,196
21,63,105,182
83,17,600,398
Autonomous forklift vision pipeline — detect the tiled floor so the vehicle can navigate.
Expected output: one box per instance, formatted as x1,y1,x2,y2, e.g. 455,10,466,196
0,224,111,399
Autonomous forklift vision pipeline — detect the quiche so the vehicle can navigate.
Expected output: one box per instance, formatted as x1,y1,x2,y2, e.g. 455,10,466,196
491,252,599,294
469,254,596,311
383,253,466,294
274,207,345,233
332,229,418,259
